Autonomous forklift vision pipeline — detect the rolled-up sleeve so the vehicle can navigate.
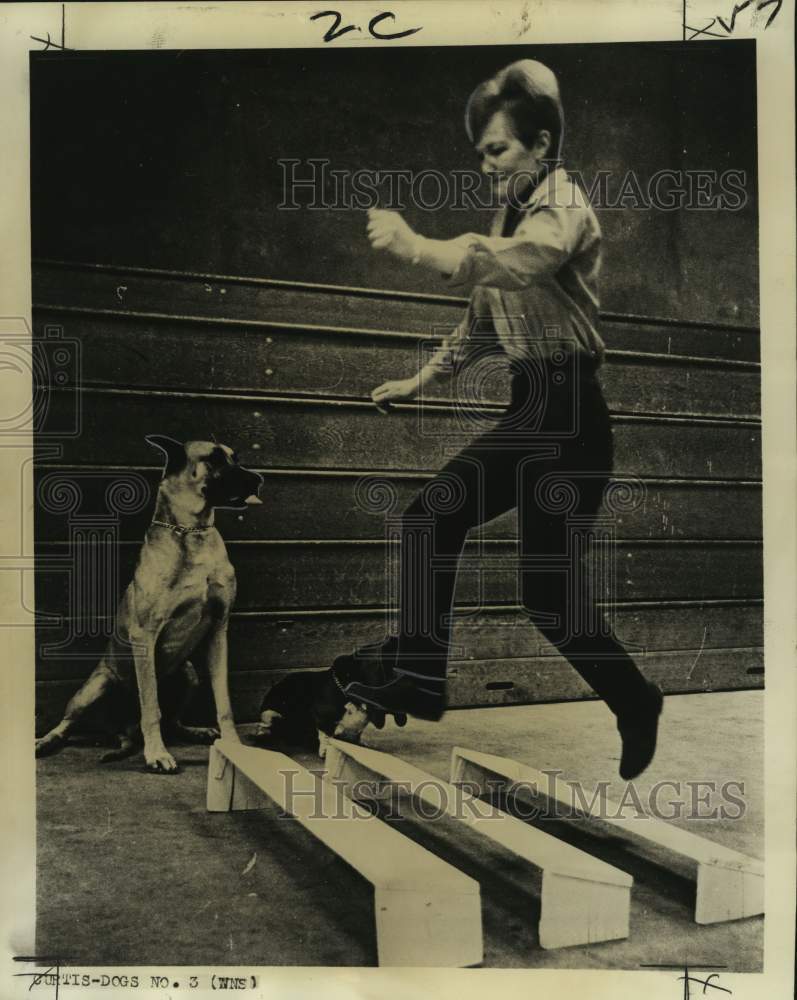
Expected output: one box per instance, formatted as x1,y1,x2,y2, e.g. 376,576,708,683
445,202,586,291
423,291,499,376
423,299,475,376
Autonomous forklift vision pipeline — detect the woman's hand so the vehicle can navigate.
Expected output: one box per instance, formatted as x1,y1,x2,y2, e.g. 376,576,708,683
367,208,419,262
371,377,419,413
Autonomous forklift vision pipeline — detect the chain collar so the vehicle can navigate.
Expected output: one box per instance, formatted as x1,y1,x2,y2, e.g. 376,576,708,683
150,519,214,537
331,664,372,714
331,667,348,696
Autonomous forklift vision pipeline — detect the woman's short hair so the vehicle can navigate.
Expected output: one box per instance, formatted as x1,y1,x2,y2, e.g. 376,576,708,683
465,59,564,160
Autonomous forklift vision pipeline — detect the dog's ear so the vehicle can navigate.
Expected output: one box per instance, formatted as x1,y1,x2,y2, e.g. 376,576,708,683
146,435,188,477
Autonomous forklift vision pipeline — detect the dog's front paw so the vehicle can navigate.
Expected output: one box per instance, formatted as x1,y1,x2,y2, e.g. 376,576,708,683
251,711,281,745
143,745,180,774
317,731,332,759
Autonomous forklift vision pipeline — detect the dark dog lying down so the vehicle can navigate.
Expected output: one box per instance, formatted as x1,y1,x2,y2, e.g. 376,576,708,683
255,646,407,756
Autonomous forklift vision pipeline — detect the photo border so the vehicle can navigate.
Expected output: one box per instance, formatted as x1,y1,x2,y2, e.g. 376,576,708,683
1,3,794,998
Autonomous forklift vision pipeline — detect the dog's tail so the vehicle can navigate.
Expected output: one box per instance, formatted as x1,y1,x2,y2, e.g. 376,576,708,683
99,732,138,763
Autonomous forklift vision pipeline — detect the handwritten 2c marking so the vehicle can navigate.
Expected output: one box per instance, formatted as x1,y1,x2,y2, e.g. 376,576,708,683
310,10,422,43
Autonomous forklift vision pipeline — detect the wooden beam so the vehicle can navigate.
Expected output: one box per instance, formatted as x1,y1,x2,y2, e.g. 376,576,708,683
325,739,632,949
206,740,482,967
450,746,763,925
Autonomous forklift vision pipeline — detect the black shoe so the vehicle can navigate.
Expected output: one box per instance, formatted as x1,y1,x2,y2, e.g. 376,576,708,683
356,634,399,671
335,636,398,686
344,674,445,722
330,650,406,730
617,682,664,780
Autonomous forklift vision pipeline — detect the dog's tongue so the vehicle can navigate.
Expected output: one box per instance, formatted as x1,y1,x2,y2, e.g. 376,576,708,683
244,494,263,505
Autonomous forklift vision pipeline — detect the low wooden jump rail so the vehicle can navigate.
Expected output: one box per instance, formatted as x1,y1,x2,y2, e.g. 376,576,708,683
206,739,482,967
450,746,764,925
325,739,633,949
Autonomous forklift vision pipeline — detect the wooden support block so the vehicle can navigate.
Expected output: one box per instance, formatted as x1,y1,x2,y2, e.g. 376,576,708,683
325,740,632,949
450,746,764,925
207,739,482,967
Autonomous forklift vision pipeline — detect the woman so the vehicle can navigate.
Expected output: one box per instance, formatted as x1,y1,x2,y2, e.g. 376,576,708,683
342,59,663,780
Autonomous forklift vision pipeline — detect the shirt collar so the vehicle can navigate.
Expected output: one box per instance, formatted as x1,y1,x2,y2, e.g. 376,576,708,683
521,162,568,209
493,164,568,237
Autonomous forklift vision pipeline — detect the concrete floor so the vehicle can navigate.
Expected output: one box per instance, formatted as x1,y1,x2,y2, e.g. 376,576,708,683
36,690,763,969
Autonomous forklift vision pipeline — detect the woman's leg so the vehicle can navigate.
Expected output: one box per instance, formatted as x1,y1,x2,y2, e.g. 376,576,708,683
344,418,553,718
518,374,663,776
518,479,654,719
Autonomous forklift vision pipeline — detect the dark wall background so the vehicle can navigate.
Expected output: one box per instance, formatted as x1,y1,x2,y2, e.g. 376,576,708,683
31,42,763,723
31,41,758,325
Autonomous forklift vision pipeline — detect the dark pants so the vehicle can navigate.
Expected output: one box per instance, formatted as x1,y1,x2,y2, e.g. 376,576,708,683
364,349,651,719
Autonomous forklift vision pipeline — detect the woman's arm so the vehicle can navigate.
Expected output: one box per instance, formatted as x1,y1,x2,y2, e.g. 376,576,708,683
370,359,444,411
365,211,499,407
367,208,470,277
365,289,481,418
438,206,588,289
414,236,471,278
367,200,590,290
370,302,474,410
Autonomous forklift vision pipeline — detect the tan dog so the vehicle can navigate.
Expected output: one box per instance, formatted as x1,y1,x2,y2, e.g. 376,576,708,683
35,436,263,773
